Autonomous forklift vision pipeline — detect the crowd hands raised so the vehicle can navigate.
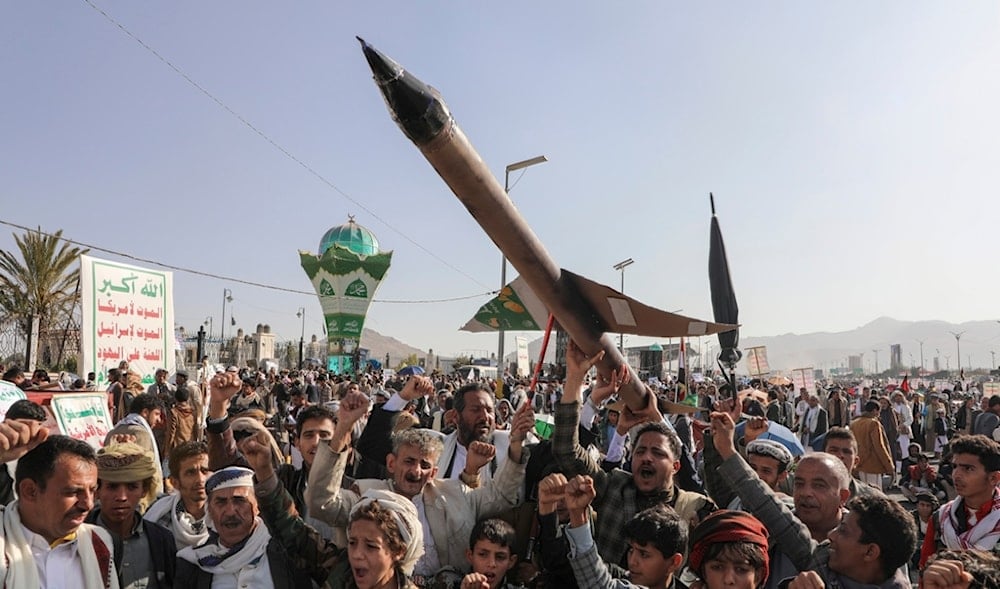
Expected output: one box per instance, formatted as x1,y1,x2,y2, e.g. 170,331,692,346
0,349,998,588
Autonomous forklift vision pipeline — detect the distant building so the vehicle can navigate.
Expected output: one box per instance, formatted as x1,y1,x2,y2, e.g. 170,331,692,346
848,355,863,372
890,344,902,372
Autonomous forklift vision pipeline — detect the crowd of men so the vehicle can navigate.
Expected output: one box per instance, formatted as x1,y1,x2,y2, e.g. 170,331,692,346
0,354,998,588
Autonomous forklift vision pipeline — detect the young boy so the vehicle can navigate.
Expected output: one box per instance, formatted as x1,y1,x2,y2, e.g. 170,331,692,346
540,472,687,589
460,518,520,589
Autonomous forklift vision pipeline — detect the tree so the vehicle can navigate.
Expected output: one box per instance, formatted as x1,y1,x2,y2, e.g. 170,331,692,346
452,355,472,371
0,228,87,341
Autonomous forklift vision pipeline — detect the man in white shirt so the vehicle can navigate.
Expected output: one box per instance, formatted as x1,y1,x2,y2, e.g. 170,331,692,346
4,431,119,588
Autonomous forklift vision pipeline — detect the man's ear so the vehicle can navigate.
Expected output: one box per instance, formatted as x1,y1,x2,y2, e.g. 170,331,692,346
671,460,681,475
839,488,851,506
465,548,474,564
864,542,881,564
667,552,684,574
18,479,37,502
385,453,397,474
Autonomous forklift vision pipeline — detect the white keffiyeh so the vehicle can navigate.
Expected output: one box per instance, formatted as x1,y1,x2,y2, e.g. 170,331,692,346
939,490,1000,552
0,501,118,589
143,492,211,549
177,517,271,576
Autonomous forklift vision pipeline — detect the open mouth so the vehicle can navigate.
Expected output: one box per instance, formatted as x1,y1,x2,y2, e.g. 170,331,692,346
637,466,656,480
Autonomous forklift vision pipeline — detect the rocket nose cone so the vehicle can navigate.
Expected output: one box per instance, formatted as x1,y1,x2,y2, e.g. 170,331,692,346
357,37,401,84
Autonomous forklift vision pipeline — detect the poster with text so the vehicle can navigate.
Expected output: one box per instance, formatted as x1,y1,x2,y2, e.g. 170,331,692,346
50,393,113,449
80,255,174,387
791,368,816,394
746,346,770,376
0,381,26,421
515,336,530,377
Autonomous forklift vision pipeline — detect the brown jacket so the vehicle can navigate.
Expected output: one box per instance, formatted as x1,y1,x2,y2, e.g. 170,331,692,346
850,414,894,474
166,401,196,454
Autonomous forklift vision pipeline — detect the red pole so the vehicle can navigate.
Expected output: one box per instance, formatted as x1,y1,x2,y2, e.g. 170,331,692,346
529,314,556,392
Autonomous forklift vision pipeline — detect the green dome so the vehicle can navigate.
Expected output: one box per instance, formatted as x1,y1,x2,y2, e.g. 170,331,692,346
319,217,379,256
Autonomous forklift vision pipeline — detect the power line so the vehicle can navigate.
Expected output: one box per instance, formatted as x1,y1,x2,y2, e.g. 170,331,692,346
0,219,495,304
79,0,490,290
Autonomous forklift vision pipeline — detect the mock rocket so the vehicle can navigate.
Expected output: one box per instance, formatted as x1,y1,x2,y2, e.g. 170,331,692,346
358,38,735,410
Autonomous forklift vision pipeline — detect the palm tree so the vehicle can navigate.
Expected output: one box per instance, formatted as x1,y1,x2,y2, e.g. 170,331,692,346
0,227,88,346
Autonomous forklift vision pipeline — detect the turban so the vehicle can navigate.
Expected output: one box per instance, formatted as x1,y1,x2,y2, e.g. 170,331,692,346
350,489,424,576
96,442,159,510
689,510,770,582
206,466,255,494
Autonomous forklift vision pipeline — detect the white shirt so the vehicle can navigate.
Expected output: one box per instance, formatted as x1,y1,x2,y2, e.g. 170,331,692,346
411,494,441,576
22,523,85,589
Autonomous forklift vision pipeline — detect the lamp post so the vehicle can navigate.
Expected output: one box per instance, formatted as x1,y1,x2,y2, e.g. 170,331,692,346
296,307,306,369
613,258,635,352
949,331,965,376
221,289,233,342
497,155,548,377
872,348,880,375
204,316,213,340
915,339,925,373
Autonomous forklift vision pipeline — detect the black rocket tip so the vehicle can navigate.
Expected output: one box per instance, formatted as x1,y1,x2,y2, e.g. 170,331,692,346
357,38,450,145
710,192,716,216
357,37,402,85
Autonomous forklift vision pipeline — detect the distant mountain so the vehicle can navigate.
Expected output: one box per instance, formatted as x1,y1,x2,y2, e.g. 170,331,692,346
360,328,427,367
738,316,998,373
371,316,1000,375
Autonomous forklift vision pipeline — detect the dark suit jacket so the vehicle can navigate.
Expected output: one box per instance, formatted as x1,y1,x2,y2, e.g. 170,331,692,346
174,537,312,589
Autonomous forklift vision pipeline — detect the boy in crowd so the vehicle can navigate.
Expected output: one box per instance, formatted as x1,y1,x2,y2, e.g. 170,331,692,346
459,519,520,589
541,472,688,589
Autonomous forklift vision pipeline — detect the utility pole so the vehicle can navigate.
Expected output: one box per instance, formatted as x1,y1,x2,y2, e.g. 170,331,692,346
872,349,880,375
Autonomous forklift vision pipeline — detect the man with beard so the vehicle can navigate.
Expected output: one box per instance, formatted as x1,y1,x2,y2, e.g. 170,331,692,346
437,383,511,483
554,341,715,567
86,442,176,588
175,466,311,587
710,412,915,589
306,390,532,579
144,441,212,549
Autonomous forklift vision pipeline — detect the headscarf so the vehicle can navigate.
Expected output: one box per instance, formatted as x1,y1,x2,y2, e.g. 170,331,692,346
96,442,159,512
230,416,283,467
349,489,424,576
689,510,770,583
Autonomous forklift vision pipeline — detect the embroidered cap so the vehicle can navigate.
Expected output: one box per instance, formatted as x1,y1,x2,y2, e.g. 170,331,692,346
746,439,793,469
205,466,255,494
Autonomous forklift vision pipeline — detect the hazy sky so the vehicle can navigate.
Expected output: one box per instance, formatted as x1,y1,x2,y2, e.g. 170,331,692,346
3,2,999,360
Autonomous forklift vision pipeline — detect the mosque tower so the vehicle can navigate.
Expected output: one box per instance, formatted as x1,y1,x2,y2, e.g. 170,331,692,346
299,216,392,374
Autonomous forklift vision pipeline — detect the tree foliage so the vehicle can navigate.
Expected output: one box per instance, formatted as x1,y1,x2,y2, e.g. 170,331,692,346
0,228,87,334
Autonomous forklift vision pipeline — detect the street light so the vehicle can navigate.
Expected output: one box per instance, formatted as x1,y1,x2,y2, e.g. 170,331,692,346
221,289,233,342
203,316,213,340
915,339,925,373
949,331,965,376
497,155,548,377
613,257,635,352
296,307,306,369
872,349,880,375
